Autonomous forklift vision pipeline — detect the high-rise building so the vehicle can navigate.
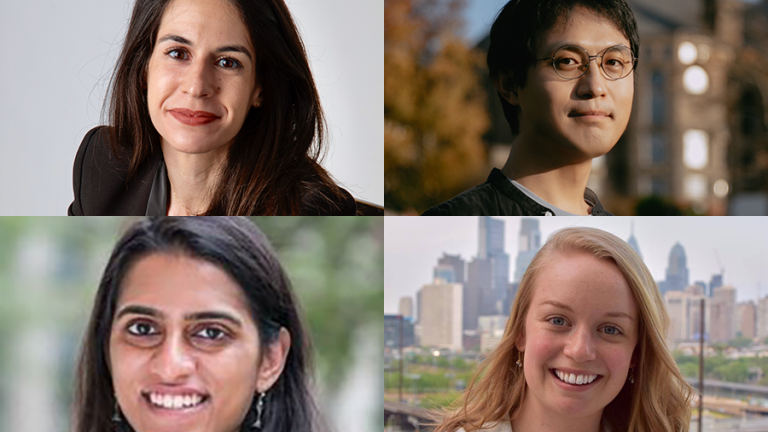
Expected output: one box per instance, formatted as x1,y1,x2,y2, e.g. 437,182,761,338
514,218,541,283
478,315,508,352
417,280,463,351
665,289,707,342
465,257,491,331
626,220,642,260
436,253,465,284
478,217,510,314
709,274,724,298
433,264,457,284
384,314,415,349
660,242,690,296
710,285,737,343
757,296,768,342
738,301,757,340
398,297,414,321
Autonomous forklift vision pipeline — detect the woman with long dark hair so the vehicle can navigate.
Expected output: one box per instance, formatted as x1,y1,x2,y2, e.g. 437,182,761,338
73,217,318,432
68,0,356,215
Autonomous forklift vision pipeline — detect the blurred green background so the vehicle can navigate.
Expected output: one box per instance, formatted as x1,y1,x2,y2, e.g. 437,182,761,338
0,216,383,432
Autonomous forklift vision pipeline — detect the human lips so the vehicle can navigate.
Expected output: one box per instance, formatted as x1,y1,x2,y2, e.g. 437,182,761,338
140,386,211,412
550,368,603,388
168,108,221,126
568,109,612,119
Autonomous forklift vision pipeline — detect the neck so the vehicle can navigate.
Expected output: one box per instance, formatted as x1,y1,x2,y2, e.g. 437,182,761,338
511,394,603,432
162,140,228,216
501,133,594,215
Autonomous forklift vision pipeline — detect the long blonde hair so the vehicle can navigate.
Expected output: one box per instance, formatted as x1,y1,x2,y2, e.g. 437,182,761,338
434,227,693,432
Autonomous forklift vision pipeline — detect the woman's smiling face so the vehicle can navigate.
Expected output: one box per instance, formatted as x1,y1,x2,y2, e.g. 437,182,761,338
146,0,260,156
517,251,639,420
109,253,262,432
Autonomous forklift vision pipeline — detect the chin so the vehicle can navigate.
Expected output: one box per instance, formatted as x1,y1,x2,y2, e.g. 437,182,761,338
162,131,232,155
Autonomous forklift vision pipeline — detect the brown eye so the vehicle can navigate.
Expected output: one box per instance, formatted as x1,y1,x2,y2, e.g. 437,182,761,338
194,326,228,341
216,57,242,69
127,322,158,336
166,49,188,60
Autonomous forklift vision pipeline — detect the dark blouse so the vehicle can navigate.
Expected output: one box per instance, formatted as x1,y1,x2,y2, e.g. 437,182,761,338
68,126,357,216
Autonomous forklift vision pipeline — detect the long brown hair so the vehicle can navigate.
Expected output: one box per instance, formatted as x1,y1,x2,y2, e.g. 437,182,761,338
435,228,693,432
105,0,345,215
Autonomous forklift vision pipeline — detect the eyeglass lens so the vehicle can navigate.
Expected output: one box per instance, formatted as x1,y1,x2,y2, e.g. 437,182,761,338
552,46,633,79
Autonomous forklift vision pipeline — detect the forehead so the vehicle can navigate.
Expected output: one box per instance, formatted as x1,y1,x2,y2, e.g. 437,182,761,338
158,0,252,48
117,253,251,318
537,6,630,54
528,251,637,320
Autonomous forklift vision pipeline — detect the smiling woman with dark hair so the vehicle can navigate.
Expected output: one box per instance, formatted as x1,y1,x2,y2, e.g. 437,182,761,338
73,217,318,432
68,0,356,216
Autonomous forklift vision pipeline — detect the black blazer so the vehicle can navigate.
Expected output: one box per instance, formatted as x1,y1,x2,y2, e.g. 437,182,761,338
68,126,358,215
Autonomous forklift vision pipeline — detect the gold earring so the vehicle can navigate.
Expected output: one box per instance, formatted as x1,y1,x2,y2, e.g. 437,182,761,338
516,351,523,368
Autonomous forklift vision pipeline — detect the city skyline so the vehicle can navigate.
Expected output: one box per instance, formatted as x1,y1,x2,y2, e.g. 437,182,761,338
385,217,768,314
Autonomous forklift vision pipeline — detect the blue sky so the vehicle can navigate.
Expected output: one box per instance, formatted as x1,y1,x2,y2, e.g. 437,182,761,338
460,1,507,44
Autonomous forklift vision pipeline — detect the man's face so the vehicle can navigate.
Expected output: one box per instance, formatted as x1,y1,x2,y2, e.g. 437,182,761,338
504,6,634,162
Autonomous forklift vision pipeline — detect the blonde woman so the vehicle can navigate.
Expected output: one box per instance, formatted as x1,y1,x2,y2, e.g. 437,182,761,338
435,227,693,432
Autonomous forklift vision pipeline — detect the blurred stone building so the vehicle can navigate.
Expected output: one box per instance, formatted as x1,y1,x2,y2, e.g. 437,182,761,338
478,0,768,215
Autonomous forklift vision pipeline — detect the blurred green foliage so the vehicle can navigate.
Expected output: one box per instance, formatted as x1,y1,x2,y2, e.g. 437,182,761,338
0,217,382,431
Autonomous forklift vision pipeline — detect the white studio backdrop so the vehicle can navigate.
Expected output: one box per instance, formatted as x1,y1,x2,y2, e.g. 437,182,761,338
0,0,383,215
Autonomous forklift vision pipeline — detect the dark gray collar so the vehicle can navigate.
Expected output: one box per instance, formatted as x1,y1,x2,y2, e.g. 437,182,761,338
145,158,169,216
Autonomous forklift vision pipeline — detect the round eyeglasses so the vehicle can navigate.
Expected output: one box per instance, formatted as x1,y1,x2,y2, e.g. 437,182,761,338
537,45,637,80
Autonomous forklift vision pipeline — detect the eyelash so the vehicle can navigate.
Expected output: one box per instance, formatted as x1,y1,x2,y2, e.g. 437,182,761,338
164,47,243,70
124,320,232,343
546,316,624,336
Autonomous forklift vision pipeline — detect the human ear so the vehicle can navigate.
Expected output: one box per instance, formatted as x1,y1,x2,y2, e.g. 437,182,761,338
256,328,291,392
493,72,520,106
252,85,263,108
515,329,526,353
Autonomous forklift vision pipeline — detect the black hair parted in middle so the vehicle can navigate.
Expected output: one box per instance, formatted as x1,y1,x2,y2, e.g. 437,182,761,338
73,217,318,432
487,0,640,135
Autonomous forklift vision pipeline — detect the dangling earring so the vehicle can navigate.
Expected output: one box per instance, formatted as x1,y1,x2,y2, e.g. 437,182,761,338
112,398,123,422
628,368,635,384
252,392,266,429
516,351,523,368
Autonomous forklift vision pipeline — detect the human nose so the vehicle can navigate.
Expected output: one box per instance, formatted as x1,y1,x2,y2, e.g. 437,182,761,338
181,59,214,98
575,57,607,99
563,327,596,362
150,333,196,381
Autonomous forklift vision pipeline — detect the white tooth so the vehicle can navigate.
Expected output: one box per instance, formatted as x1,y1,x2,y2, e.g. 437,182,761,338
576,375,584,385
172,396,182,409
184,395,192,407
568,374,577,384
163,395,173,408
193,394,201,406
589,375,596,383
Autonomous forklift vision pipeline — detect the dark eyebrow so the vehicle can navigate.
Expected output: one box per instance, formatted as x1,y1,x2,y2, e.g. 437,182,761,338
184,311,243,328
540,300,634,322
116,305,161,320
157,34,252,61
115,305,243,327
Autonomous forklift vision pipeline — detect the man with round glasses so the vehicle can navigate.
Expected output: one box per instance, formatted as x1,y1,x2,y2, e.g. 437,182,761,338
423,0,638,216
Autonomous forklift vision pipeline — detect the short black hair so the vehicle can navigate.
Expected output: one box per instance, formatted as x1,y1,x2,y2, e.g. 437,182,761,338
487,0,639,134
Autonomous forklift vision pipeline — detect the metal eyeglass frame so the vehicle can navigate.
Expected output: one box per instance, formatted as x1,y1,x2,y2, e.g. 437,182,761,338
536,44,637,81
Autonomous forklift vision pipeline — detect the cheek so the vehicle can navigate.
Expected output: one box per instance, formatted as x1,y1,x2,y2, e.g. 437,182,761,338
147,63,178,108
603,344,634,377
524,328,559,367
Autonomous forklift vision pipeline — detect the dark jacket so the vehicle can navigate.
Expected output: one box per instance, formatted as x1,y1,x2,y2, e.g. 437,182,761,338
422,168,612,216
68,126,357,216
